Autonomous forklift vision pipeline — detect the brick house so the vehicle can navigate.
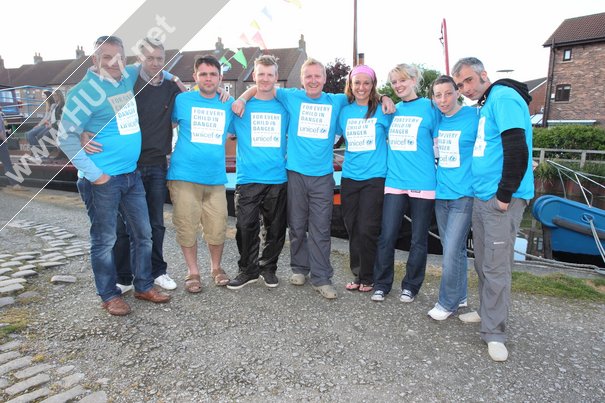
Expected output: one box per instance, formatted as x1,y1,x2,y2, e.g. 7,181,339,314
542,12,605,126
524,77,547,125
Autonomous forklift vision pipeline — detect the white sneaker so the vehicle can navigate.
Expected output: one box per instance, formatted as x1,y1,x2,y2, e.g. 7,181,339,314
116,283,133,294
371,290,385,302
488,342,508,362
289,273,306,286
399,289,415,303
154,274,177,290
459,311,481,323
458,298,468,308
428,304,453,321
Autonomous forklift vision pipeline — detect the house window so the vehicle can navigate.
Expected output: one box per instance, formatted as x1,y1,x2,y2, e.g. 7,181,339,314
563,49,572,61
555,84,571,102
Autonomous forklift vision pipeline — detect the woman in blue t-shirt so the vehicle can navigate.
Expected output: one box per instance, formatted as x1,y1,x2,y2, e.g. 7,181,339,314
372,64,440,303
427,75,478,320
338,65,391,293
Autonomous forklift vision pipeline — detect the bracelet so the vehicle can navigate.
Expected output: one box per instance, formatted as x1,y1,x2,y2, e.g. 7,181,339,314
237,97,247,105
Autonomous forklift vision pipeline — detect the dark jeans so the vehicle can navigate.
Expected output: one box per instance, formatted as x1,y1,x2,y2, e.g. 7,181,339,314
235,183,287,276
77,172,153,302
115,163,168,284
340,177,384,285
0,139,18,186
373,194,434,295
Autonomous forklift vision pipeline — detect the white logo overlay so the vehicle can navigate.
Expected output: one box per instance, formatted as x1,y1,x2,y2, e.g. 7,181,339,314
251,112,281,148
473,117,486,157
345,118,377,152
438,130,461,168
108,92,139,135
298,103,332,139
190,107,225,145
388,116,422,151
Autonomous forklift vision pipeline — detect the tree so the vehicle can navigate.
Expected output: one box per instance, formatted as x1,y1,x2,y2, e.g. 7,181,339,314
378,65,442,102
324,58,351,94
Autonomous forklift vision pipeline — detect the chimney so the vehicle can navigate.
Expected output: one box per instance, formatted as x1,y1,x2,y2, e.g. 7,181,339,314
298,34,306,51
215,37,224,54
0,55,4,70
76,45,85,59
33,52,43,64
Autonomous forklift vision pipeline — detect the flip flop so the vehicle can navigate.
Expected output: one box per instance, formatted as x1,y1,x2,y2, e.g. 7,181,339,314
211,269,229,286
185,274,202,293
345,282,360,291
359,284,374,292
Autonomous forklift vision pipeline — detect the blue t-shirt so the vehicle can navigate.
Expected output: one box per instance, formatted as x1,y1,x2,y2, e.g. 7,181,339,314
231,97,289,185
385,98,441,190
436,106,478,200
59,66,142,181
276,88,347,176
338,102,391,180
472,86,534,200
168,92,235,185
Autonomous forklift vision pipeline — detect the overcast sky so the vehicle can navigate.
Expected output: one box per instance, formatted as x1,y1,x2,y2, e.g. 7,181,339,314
2,0,603,84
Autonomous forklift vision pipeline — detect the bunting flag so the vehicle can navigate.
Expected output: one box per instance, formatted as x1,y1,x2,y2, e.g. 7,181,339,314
239,33,253,46
250,19,261,30
283,0,302,8
261,6,272,21
252,31,268,50
231,49,248,69
219,56,232,69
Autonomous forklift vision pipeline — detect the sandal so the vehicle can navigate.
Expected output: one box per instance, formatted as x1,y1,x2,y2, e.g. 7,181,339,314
359,283,374,292
345,281,360,291
184,274,202,293
211,268,230,286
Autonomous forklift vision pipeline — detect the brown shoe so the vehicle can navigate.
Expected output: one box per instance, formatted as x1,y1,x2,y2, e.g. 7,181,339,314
102,297,131,316
134,288,171,303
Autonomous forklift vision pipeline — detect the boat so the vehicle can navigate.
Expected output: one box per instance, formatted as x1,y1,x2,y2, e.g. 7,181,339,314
532,160,605,267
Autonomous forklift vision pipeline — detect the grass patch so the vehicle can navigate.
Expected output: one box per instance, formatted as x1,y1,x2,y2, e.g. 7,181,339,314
511,272,605,302
0,308,29,341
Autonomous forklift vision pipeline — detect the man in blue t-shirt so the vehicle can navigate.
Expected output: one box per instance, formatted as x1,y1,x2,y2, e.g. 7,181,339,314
226,55,289,290
453,57,534,362
168,55,235,293
59,35,171,316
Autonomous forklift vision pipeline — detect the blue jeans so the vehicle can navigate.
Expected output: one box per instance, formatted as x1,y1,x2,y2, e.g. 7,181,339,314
374,194,434,294
435,197,473,311
115,163,168,284
26,125,51,146
77,171,154,302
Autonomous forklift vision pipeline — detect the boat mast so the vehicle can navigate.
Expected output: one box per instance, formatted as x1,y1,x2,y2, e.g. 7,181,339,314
353,0,358,66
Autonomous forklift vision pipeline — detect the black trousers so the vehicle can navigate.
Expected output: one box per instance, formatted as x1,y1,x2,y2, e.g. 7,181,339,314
235,183,287,276
340,177,385,285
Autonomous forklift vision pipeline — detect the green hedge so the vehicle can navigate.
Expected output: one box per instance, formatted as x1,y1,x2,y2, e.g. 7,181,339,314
533,126,605,150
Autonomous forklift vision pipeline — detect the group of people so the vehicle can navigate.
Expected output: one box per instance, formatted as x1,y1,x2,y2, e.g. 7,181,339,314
56,33,533,362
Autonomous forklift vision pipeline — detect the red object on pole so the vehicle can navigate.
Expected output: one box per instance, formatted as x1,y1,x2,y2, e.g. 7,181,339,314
353,0,358,66
441,18,450,75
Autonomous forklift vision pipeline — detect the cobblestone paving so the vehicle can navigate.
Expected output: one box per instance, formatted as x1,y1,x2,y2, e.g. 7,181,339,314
1,220,107,403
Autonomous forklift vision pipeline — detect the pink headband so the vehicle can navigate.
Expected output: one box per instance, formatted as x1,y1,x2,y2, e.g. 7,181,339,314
350,65,376,81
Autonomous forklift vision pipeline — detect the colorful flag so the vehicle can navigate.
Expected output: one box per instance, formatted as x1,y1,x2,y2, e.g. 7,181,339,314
250,19,261,30
252,31,267,50
219,56,232,69
283,0,302,8
240,33,253,46
261,6,272,20
232,49,248,69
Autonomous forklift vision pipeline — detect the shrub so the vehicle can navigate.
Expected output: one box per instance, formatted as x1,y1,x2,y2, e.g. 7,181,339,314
533,126,605,150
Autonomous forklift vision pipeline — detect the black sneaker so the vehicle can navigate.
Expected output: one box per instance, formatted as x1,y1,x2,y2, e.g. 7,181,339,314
260,270,279,288
226,272,259,290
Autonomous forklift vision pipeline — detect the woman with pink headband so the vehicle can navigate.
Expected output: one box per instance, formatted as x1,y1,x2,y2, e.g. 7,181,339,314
338,65,392,293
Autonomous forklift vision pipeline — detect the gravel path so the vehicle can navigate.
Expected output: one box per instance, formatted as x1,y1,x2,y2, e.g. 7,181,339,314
1,187,604,402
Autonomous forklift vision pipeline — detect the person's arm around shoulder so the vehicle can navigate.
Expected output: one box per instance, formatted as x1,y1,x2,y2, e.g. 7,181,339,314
379,94,396,114
232,86,261,117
